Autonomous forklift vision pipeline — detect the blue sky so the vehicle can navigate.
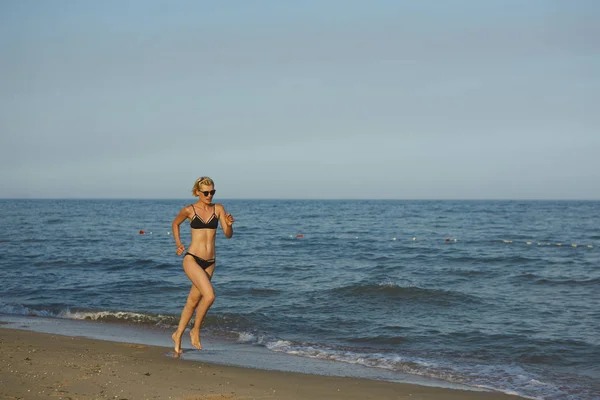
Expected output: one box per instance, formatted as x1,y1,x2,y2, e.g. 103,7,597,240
1,0,599,199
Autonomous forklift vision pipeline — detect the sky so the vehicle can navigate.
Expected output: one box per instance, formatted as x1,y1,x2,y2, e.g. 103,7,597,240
1,0,599,199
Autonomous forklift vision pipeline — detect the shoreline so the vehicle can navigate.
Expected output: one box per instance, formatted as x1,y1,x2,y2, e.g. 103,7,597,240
0,327,528,400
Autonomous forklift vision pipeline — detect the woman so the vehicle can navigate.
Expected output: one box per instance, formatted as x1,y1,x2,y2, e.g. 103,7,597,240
171,176,234,354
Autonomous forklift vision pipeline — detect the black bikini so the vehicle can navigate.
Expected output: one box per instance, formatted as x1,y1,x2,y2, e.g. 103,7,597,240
185,204,218,270
190,204,218,230
184,253,215,270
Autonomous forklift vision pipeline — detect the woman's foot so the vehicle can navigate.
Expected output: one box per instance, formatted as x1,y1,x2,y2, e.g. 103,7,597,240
190,328,202,350
172,331,184,354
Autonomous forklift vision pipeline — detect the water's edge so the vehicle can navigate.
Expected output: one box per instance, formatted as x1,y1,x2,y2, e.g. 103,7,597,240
0,314,500,394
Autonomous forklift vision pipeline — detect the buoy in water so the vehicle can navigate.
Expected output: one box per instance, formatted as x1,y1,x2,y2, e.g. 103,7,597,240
139,230,145,235
296,234,303,238
445,238,450,242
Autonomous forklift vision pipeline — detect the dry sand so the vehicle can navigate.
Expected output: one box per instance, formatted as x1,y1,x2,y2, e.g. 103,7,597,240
0,328,527,400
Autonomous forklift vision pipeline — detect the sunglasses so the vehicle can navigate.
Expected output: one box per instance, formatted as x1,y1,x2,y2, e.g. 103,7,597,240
200,190,216,197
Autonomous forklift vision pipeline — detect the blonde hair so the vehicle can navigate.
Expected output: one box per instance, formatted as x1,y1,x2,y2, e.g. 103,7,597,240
192,176,215,197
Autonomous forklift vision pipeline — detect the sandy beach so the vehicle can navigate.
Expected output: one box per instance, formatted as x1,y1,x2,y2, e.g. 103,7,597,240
0,328,528,400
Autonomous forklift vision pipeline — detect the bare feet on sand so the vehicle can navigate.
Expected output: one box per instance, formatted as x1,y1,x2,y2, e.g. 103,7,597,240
190,328,202,350
171,331,183,354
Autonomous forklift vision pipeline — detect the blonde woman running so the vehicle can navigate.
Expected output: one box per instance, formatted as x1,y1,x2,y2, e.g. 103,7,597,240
171,176,234,353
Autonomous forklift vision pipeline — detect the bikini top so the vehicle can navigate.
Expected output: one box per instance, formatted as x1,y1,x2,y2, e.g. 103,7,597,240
190,204,218,230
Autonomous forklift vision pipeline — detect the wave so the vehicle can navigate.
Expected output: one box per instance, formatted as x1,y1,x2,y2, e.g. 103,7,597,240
0,304,180,327
106,262,172,271
436,330,600,369
22,238,45,244
346,335,410,345
513,274,600,287
535,277,600,287
450,255,537,264
1,304,59,318
66,310,180,326
449,269,495,277
0,303,266,334
331,282,480,306
29,257,146,270
232,331,588,399
249,288,281,296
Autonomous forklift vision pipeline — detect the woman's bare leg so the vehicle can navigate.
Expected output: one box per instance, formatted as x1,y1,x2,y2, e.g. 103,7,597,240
172,257,215,352
172,283,201,354
189,264,215,349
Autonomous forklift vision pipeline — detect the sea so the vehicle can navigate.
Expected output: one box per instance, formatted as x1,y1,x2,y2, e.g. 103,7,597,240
1,199,599,399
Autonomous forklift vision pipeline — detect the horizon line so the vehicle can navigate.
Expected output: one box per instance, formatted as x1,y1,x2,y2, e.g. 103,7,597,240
1,197,599,201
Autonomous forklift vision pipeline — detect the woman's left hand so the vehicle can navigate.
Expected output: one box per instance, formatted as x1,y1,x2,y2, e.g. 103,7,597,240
225,213,235,226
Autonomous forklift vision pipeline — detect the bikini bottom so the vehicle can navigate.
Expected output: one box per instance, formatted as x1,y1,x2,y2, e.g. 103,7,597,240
184,252,215,270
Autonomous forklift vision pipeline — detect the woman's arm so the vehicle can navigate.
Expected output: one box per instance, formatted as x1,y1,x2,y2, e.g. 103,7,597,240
216,204,234,238
172,206,190,255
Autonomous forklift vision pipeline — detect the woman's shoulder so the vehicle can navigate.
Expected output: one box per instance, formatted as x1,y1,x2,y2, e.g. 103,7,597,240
180,204,194,215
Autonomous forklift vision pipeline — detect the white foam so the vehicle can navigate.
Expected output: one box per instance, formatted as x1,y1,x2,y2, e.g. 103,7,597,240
378,278,398,288
0,304,175,327
236,332,257,343
62,310,143,321
0,304,58,318
257,338,560,399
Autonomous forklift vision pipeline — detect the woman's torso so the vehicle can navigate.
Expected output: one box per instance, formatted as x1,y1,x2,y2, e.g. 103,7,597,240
187,203,218,259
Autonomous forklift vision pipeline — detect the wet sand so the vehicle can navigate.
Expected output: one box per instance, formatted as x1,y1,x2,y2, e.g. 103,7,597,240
0,328,527,400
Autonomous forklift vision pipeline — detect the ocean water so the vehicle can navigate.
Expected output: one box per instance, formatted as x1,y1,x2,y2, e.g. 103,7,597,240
0,199,599,399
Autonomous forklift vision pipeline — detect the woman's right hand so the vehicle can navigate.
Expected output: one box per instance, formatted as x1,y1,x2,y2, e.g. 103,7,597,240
176,243,185,256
